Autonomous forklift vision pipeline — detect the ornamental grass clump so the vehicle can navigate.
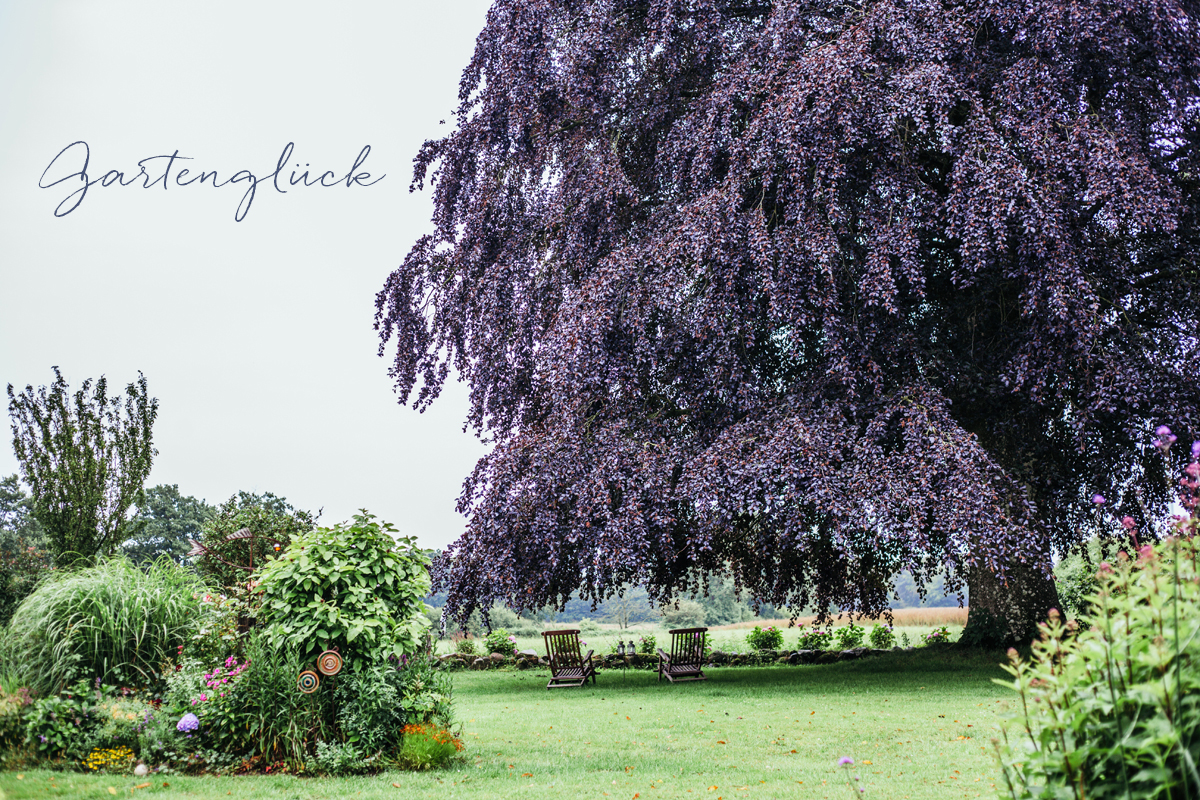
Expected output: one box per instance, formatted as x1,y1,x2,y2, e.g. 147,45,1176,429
6,556,206,693
995,473,1200,799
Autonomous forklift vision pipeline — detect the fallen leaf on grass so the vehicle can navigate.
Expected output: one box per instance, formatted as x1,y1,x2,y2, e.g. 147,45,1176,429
863,760,872,764
135,783,151,790
108,789,117,795
392,782,402,788
716,740,726,744
522,773,533,777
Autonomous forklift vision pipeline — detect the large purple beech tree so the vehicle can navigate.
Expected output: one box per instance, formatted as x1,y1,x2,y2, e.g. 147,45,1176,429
377,0,1200,644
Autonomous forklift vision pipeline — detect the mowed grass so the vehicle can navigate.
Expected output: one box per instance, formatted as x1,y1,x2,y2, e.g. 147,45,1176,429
0,647,1012,800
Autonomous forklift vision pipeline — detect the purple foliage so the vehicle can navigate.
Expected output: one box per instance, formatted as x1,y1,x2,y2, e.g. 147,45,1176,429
376,0,1200,624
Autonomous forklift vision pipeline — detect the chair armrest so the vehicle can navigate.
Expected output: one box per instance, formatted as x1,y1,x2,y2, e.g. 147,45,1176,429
582,649,594,664
657,648,671,665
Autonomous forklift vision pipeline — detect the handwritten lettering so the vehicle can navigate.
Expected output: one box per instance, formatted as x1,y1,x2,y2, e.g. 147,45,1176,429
38,142,384,222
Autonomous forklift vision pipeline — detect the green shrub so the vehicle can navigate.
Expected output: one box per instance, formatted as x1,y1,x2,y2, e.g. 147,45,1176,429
867,624,896,649
578,618,601,635
995,534,1200,799
921,626,953,645
313,740,371,776
7,557,205,693
745,625,784,651
334,661,405,753
834,622,866,649
25,681,98,761
394,653,454,728
483,629,515,656
454,638,477,655
1053,543,1103,621
637,634,657,655
797,627,833,650
195,492,316,591
255,512,432,669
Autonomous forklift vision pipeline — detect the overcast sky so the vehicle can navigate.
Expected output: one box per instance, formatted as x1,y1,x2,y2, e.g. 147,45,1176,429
0,0,494,550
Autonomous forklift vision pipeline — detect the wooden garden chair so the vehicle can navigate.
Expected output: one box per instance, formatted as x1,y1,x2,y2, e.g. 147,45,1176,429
657,627,709,683
541,629,597,689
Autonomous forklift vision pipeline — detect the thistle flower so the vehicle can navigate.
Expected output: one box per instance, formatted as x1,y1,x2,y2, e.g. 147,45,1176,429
1091,494,1106,505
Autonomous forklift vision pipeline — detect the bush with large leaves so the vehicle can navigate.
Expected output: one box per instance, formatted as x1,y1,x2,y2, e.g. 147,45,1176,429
254,512,432,669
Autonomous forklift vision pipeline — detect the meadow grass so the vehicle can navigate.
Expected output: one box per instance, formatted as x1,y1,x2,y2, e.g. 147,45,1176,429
0,647,1011,800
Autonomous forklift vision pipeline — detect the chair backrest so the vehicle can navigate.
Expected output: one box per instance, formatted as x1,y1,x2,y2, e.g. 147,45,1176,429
669,627,708,666
542,629,584,671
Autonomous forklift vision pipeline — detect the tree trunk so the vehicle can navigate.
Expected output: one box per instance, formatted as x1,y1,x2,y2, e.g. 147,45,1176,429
961,557,1060,648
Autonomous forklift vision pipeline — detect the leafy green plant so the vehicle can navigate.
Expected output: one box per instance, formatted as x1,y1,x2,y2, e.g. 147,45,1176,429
25,681,98,761
867,624,895,649
334,661,405,753
745,625,783,651
312,740,371,776
921,626,953,646
255,512,432,668
394,653,454,728
834,622,866,649
637,635,656,655
395,723,463,770
797,627,832,650
995,532,1200,799
454,638,477,655
6,556,206,693
483,629,514,656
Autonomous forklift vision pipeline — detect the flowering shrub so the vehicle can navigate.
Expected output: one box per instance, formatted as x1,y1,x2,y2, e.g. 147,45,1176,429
395,723,463,770
996,434,1200,800
797,627,833,650
921,626,953,645
483,628,515,656
867,624,896,649
834,622,866,649
637,635,656,655
745,625,784,651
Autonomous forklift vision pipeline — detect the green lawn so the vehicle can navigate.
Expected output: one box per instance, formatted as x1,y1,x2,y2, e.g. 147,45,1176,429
0,648,1012,800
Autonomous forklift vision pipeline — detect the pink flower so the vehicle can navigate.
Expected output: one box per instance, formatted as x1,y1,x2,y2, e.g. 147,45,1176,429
1091,494,1106,505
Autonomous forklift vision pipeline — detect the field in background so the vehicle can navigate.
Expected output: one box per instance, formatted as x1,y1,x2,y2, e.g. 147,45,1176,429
439,607,970,658
710,606,970,631
0,648,1012,800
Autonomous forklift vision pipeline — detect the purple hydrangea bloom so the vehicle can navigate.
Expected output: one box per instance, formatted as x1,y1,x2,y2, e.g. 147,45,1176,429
176,713,199,732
